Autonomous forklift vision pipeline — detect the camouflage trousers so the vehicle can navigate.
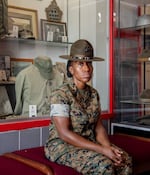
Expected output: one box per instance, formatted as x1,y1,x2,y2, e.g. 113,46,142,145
55,147,132,175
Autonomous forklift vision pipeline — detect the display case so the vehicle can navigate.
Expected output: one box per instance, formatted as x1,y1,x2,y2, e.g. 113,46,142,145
0,0,112,121
112,0,150,136
0,0,115,155
0,38,71,115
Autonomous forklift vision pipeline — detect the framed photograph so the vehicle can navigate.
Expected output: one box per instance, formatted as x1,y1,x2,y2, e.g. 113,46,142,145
0,55,10,79
0,0,8,37
8,5,38,39
0,86,13,117
0,70,7,81
41,19,67,42
10,58,33,77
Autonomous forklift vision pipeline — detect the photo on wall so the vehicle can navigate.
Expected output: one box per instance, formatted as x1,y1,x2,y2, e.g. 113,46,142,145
0,86,13,118
10,58,33,77
41,19,67,42
0,55,10,80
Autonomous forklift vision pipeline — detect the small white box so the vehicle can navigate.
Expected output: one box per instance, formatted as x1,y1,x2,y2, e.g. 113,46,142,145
62,36,67,42
29,105,37,117
12,25,19,38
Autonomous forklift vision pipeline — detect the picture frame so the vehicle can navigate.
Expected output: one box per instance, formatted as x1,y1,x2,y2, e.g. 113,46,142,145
0,86,13,117
0,55,10,79
8,5,38,39
10,58,33,77
41,19,67,42
0,0,8,37
0,70,7,81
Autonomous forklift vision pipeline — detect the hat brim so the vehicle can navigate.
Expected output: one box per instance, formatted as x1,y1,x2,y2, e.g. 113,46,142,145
59,55,104,62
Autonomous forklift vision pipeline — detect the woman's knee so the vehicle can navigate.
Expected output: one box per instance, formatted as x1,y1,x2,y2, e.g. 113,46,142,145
100,159,115,174
85,157,115,175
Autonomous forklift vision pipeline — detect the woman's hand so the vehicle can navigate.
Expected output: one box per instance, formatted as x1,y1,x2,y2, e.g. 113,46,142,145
101,145,124,166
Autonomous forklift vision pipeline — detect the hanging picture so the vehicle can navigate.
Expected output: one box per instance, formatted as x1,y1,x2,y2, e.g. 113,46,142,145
0,0,8,37
10,58,33,77
8,5,38,39
0,55,10,79
0,86,13,118
41,19,67,42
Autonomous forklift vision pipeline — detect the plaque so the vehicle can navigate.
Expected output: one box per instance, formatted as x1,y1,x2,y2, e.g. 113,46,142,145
45,0,63,22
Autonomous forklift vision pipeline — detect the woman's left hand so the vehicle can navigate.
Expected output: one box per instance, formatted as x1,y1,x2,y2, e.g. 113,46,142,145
110,146,125,166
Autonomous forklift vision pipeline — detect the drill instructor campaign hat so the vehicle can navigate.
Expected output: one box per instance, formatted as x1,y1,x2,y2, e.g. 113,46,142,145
34,56,53,80
59,39,104,62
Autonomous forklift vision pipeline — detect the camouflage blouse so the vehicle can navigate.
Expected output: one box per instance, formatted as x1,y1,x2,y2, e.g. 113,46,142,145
45,79,101,161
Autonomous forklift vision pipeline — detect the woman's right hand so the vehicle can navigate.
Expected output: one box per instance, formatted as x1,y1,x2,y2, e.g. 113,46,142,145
101,145,123,166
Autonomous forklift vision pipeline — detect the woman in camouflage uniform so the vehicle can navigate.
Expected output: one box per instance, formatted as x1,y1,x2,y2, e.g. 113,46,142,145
44,39,132,175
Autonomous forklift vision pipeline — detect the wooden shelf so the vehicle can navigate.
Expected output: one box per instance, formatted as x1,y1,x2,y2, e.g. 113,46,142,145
121,99,150,105
0,37,73,48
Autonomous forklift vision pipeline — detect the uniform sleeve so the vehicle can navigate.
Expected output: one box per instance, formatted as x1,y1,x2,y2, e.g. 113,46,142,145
14,72,25,115
50,104,69,117
50,88,70,118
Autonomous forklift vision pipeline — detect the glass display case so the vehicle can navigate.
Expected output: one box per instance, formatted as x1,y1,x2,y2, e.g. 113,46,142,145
0,0,112,121
112,0,150,136
0,1,114,154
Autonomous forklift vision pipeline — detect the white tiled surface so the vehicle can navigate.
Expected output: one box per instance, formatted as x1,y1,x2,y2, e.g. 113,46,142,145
0,126,49,155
